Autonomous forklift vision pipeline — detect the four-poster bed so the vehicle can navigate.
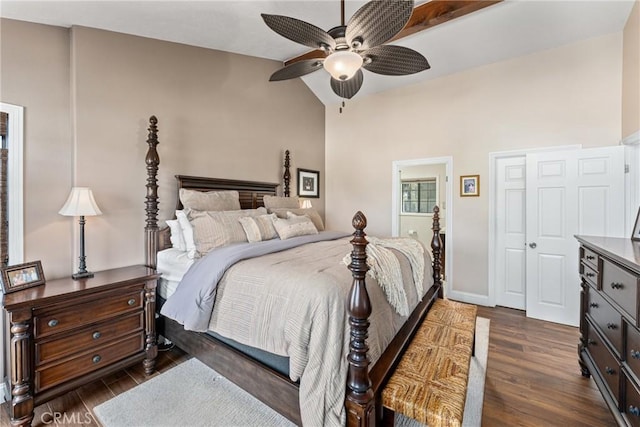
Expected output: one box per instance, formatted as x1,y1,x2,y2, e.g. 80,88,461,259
143,116,444,426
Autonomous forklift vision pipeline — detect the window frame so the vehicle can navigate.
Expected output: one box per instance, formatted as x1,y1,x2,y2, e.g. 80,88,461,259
400,177,439,216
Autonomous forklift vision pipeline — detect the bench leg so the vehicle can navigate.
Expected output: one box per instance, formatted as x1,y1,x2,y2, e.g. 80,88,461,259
381,407,396,427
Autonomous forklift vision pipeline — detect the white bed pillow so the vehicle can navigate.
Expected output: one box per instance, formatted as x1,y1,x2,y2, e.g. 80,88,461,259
175,210,197,259
271,214,318,240
165,219,186,251
263,195,300,209
238,214,278,243
188,207,267,256
179,189,241,211
275,208,324,231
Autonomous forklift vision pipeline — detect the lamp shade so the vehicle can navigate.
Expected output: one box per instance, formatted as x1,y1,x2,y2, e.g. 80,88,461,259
300,199,312,209
323,50,363,81
59,187,102,217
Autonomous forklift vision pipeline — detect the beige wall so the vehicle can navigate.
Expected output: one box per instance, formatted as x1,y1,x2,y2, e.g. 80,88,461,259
623,0,640,137
0,19,73,279
325,33,623,299
1,19,325,279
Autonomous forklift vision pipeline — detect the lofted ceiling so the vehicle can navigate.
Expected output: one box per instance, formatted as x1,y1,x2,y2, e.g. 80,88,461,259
1,1,635,105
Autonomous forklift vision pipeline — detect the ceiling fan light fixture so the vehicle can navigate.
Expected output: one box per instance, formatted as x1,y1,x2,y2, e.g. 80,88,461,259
323,50,363,81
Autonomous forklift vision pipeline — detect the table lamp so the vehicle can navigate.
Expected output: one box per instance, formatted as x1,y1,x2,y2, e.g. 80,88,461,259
59,187,102,279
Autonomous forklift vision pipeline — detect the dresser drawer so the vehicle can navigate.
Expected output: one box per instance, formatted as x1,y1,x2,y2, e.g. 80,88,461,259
35,332,144,393
588,290,623,357
625,374,640,427
581,246,599,271
627,323,640,382
587,325,621,404
35,312,144,365
34,289,144,339
602,259,639,323
581,262,599,289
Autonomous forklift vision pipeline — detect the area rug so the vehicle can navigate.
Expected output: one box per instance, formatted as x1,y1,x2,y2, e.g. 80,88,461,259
94,317,489,427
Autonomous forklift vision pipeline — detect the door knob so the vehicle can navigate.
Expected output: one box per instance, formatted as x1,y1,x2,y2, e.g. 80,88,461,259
529,242,537,248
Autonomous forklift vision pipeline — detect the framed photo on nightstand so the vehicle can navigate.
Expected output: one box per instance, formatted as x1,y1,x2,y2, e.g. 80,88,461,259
1,260,45,294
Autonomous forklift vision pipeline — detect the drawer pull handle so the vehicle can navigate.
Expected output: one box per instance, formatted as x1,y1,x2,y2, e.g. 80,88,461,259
48,319,59,328
586,272,595,278
92,331,101,340
587,339,596,346
631,350,640,359
605,366,615,375
589,302,598,308
127,298,136,306
607,323,618,330
586,255,595,260
630,406,640,417
611,282,623,290
92,355,101,364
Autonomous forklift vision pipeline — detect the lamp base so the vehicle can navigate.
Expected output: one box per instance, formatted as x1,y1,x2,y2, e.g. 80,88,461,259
72,271,94,280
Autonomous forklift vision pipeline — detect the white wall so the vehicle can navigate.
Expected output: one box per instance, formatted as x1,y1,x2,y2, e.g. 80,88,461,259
325,33,623,299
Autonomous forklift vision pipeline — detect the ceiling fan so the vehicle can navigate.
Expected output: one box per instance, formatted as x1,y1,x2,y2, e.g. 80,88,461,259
262,0,430,100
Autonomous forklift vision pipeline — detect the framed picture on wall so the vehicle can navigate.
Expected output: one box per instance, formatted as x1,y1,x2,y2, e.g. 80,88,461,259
0,260,45,294
460,175,480,197
297,168,320,198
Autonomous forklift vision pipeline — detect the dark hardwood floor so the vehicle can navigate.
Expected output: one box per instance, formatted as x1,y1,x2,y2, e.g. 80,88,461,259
1,306,616,426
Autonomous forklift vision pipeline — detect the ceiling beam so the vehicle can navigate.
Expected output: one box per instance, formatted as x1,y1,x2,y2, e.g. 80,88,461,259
283,0,503,67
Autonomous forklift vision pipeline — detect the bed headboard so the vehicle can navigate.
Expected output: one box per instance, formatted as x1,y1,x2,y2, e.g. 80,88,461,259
144,116,292,268
174,175,279,211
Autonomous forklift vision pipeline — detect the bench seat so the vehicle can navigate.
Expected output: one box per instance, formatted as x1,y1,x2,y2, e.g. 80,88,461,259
382,298,478,427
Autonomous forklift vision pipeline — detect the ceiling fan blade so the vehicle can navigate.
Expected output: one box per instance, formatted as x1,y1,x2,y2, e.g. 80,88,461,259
269,59,324,81
330,69,364,99
261,14,336,51
362,45,430,76
345,0,414,50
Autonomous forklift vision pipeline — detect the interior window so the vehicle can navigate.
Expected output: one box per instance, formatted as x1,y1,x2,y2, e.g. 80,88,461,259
402,179,437,214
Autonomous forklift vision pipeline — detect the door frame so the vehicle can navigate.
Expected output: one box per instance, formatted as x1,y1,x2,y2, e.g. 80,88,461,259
392,156,453,296
487,145,581,307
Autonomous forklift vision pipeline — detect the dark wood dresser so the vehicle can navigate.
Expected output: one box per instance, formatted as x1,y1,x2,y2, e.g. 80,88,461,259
576,235,640,426
2,265,159,426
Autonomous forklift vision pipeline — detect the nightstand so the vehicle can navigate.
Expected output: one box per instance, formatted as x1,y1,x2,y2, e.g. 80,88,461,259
2,265,159,426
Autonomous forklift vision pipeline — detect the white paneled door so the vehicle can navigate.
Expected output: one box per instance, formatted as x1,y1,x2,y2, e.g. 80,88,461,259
495,157,527,310
525,146,625,326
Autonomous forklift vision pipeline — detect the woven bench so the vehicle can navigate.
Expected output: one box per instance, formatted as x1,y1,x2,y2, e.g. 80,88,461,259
382,298,478,427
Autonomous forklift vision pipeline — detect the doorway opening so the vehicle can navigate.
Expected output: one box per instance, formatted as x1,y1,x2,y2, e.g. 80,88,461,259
392,156,453,296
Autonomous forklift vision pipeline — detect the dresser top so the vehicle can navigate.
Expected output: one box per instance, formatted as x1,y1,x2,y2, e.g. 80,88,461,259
2,265,159,310
575,235,640,274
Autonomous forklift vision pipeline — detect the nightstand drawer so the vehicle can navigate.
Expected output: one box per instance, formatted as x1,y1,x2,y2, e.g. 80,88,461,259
35,312,144,365
35,332,144,393
602,259,639,322
34,289,144,338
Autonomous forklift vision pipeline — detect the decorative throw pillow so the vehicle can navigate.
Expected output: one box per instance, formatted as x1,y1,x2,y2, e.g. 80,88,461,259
270,208,325,231
238,214,278,243
175,210,197,259
188,208,267,256
263,195,300,209
179,189,241,211
165,219,186,251
271,214,318,240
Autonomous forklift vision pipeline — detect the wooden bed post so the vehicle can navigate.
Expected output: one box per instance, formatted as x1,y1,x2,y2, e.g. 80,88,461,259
346,211,375,427
431,205,443,298
145,116,160,269
283,149,291,197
